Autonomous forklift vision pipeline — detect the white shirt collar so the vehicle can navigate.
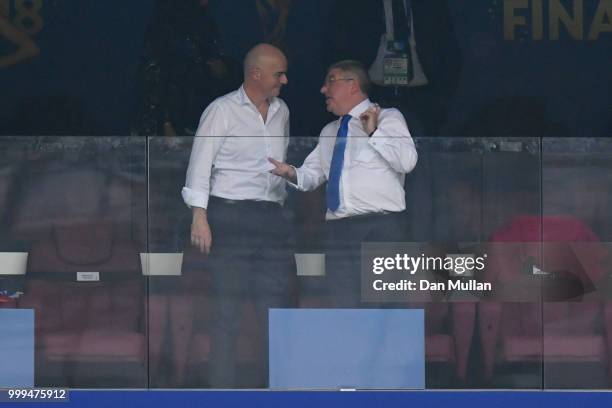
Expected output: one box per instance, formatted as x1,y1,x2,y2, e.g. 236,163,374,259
235,85,280,112
347,98,374,120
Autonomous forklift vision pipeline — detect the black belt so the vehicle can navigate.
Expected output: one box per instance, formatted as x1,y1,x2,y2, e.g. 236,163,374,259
328,211,405,223
209,196,281,210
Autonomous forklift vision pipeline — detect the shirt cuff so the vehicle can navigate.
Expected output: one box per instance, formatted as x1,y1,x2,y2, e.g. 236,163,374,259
368,131,399,149
181,187,210,209
368,130,383,153
287,166,304,191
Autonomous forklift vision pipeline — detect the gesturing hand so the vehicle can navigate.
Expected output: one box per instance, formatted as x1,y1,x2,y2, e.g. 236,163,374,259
359,103,381,136
268,158,297,183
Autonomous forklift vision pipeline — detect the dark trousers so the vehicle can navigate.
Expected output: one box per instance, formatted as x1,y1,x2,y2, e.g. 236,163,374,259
325,212,407,308
206,197,296,388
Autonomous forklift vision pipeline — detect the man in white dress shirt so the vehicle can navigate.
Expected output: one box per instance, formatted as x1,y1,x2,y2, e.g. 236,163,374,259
182,43,294,388
270,60,418,306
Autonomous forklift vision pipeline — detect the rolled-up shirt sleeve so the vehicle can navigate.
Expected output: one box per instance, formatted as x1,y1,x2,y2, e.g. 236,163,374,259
367,108,418,174
181,104,227,209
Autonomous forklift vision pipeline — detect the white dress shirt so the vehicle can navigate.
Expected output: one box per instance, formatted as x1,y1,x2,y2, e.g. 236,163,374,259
294,99,417,220
182,86,290,209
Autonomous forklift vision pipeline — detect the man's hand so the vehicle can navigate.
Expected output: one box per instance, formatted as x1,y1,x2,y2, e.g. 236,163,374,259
268,158,297,183
191,207,212,255
359,104,381,136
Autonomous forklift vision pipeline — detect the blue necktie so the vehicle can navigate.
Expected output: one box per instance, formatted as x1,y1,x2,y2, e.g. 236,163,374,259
327,115,351,212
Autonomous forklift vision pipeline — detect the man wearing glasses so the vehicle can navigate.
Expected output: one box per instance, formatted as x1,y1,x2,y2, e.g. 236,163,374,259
270,60,417,306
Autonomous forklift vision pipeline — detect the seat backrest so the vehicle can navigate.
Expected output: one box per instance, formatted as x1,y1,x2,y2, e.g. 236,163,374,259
28,221,140,276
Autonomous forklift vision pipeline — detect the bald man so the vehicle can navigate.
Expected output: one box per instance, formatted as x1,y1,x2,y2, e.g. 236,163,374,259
182,43,293,388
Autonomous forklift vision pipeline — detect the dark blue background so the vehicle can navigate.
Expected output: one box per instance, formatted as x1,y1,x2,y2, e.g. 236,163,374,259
1,0,611,137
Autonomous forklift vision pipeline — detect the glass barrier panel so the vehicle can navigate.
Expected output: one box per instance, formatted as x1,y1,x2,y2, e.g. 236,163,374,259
541,138,612,389
0,136,148,388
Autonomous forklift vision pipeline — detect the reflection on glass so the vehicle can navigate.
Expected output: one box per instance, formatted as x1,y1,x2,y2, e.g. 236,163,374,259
1,137,147,387
0,137,611,390
541,138,612,389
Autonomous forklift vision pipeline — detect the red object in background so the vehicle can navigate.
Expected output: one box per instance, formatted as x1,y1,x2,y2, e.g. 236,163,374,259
480,215,611,383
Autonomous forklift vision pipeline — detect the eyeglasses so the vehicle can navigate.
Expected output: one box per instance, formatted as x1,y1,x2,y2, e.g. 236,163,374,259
324,77,355,86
